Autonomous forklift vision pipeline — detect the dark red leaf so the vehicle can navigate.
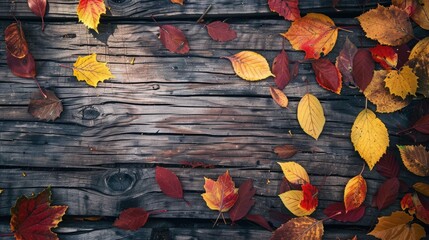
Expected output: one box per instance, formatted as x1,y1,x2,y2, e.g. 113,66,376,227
336,37,358,87
267,0,300,21
394,44,410,69
375,177,400,210
28,0,47,31
312,58,342,94
274,144,298,159
291,62,299,80
399,179,410,193
272,49,291,90
417,193,429,210
375,152,400,178
352,49,374,92
300,183,318,211
229,179,256,222
206,21,237,42
7,51,36,79
4,22,29,59
28,89,63,121
278,177,291,194
155,166,184,199
268,209,292,227
323,202,365,222
412,114,429,134
113,208,150,231
246,214,273,231
159,25,190,54
369,45,398,70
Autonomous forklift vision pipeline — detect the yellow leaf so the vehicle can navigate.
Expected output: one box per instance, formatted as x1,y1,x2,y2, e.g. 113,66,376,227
270,86,288,108
368,211,426,240
271,216,324,240
398,145,429,177
413,182,429,197
73,53,114,87
344,174,367,212
297,93,325,140
77,0,106,33
364,70,410,113
279,190,315,216
351,109,389,170
201,170,238,212
384,66,418,99
278,162,310,185
411,0,429,30
224,51,274,81
409,37,429,97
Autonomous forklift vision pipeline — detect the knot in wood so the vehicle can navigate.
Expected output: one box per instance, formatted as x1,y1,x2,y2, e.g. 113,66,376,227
81,106,100,120
106,172,135,193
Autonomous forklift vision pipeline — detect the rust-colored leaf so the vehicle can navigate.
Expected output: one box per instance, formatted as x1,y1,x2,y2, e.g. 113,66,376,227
352,49,374,92
159,25,190,54
268,0,300,21
344,174,367,212
155,166,184,200
10,187,68,240
6,51,36,79
229,179,256,222
412,114,429,134
398,145,429,177
271,216,324,240
246,214,273,231
375,152,400,179
312,58,342,94
272,49,291,90
375,177,400,210
323,202,365,222
28,89,63,121
368,211,426,240
201,170,239,213
369,45,398,70
336,37,358,87
206,21,237,42
269,86,289,108
28,0,47,31
274,144,298,159
4,22,29,59
113,208,166,231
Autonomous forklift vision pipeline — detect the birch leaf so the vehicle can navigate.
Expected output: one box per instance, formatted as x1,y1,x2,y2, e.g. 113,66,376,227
224,51,274,81
297,93,325,140
73,53,114,87
278,161,310,185
398,145,429,177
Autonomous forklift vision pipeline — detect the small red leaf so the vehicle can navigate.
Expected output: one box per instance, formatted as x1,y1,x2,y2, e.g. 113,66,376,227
375,177,400,210
336,37,358,87
375,152,400,178
206,21,237,42
312,58,342,94
323,202,365,222
369,45,398,70
28,89,63,121
159,25,190,54
352,49,374,92
246,214,273,231
229,179,256,222
300,183,318,211
4,22,29,59
7,51,36,79
113,208,150,231
28,0,47,31
412,114,429,134
272,49,291,90
155,166,184,199
268,0,300,21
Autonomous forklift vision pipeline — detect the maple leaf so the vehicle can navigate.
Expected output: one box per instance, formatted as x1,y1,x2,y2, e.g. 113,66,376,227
300,183,318,211
6,51,36,79
113,208,167,231
375,152,400,179
270,86,288,108
351,109,389,170
272,49,291,89
206,21,237,42
369,45,398,70
268,0,300,21
155,166,184,200
159,25,190,54
77,0,106,33
170,0,184,5
408,37,429,97
414,182,429,197
368,211,426,240
271,216,323,240
397,145,429,177
374,177,400,210
282,13,338,59
279,190,315,216
411,0,429,30
4,22,29,59
73,53,114,87
363,70,410,113
323,202,366,222
352,49,374,92
297,93,325,140
336,37,358,87
224,51,274,81
274,144,298,159
278,161,310,185
344,174,367,213
10,187,68,240
28,89,63,121
357,5,413,46
229,179,256,222
28,0,47,31
312,58,342,94
385,66,419,99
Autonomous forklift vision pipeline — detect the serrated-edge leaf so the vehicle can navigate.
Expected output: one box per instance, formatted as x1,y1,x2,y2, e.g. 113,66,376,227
76,0,106,33
385,66,419,99
398,145,429,177
279,190,315,216
297,93,325,140
73,53,114,87
278,161,310,185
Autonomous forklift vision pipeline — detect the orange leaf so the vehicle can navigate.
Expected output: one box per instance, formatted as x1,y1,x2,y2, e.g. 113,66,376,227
368,211,426,240
4,22,29,59
201,170,238,213
224,51,274,81
271,216,324,240
282,13,338,59
10,187,68,240
170,0,184,5
369,45,398,70
269,86,289,108
344,174,367,212
77,0,106,33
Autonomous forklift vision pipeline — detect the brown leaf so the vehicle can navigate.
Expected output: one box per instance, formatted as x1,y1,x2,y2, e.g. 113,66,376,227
272,49,291,90
411,0,429,30
398,145,429,177
408,37,429,97
159,25,190,54
271,216,324,240
206,21,237,42
6,51,36,79
269,87,289,108
336,37,358,87
368,211,426,240
28,89,63,121
352,49,374,92
4,22,29,59
274,144,298,159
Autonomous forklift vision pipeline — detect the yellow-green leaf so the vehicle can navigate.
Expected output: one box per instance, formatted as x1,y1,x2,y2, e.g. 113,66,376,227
224,51,274,81
278,161,310,185
297,93,325,140
398,145,429,177
385,66,419,99
279,190,315,216
351,109,389,170
368,211,426,240
73,53,114,87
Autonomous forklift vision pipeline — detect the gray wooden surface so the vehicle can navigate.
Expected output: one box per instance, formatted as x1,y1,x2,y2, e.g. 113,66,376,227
0,0,427,239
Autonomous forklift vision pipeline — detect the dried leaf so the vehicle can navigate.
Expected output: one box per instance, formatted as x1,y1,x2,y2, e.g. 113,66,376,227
4,22,29,59
369,45,398,70
155,166,184,200
385,66,419,99
201,170,239,212
375,177,400,210
414,182,429,197
401,193,416,214
297,93,325,140
323,202,365,222
398,145,429,177
224,51,274,81
10,187,68,240
278,161,310,185
274,144,298,159
246,214,273,231
411,0,429,30
267,0,300,21
271,216,323,240
77,0,106,33
272,49,291,89
159,25,190,54
73,53,114,87
229,179,256,222
413,194,429,224
412,114,429,134
279,190,315,216
28,0,47,31
352,49,374,92
170,0,184,5
392,0,417,16
357,5,413,46
363,70,410,113
312,58,342,94
282,13,338,59
344,174,367,212
408,37,429,97
113,208,167,231
270,87,288,108
206,21,237,42
375,152,400,179
28,89,63,121
336,37,358,86
6,51,36,79
351,109,389,170
300,183,318,211
368,211,426,240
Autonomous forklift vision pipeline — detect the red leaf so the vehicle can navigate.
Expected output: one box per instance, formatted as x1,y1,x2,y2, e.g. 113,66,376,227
272,49,291,90
28,0,47,31
375,152,400,178
300,183,318,211
401,193,416,213
375,177,400,210
7,51,36,79
312,58,342,94
246,214,273,231
159,25,190,54
352,49,374,92
412,114,429,134
399,179,410,193
268,0,300,21
206,21,237,42
4,22,29,59
278,177,291,194
155,166,184,199
10,187,68,240
229,179,256,222
113,208,149,231
369,45,398,70
323,202,365,222
28,89,63,121
417,193,429,210
336,37,358,87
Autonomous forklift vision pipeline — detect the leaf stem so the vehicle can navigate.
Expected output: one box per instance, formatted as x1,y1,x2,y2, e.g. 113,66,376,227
59,64,73,70
32,77,47,98
197,4,212,23
337,27,353,33
359,163,365,176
